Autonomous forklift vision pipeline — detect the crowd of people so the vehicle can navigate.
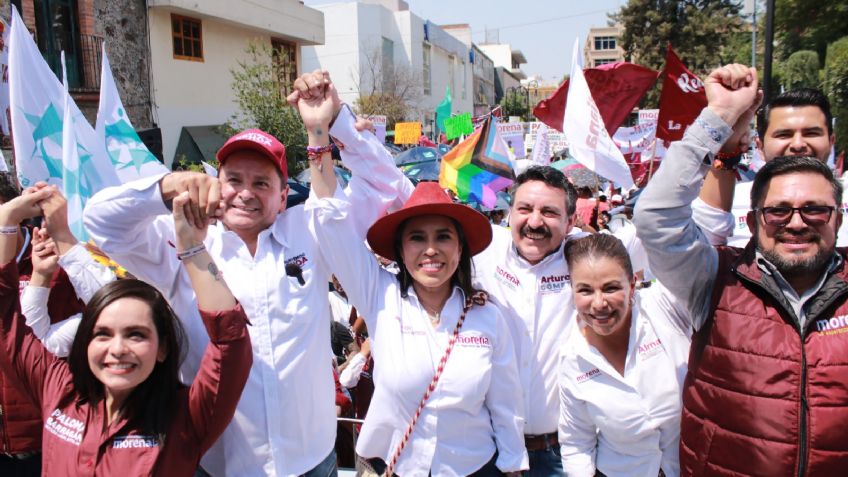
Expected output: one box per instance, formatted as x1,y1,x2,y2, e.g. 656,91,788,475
0,60,845,477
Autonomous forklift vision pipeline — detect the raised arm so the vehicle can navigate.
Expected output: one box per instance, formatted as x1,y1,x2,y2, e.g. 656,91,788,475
83,170,222,295
171,191,251,449
21,226,81,356
634,65,758,330
692,88,763,245
290,70,415,236
41,190,116,301
0,187,66,405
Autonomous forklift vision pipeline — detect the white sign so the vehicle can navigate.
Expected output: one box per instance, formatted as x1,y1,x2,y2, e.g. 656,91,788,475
638,109,659,125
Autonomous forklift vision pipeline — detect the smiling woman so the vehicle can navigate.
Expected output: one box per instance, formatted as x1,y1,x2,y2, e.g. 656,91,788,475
309,179,529,475
0,188,252,477
558,234,692,477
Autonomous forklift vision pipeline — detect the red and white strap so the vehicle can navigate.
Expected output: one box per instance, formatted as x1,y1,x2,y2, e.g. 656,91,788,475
383,291,488,477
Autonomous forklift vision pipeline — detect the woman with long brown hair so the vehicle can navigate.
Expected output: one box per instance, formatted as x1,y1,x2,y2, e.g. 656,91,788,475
0,187,251,476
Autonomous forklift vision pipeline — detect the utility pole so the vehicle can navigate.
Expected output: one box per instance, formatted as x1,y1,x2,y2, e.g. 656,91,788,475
751,0,757,68
763,0,775,105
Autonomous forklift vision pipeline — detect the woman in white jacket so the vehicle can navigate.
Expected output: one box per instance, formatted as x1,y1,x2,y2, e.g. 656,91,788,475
558,233,691,477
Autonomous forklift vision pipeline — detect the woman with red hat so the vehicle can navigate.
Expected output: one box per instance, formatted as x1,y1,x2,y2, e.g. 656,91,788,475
307,172,527,475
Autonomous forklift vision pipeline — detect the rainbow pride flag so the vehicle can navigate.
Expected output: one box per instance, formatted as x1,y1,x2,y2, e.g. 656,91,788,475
439,115,515,208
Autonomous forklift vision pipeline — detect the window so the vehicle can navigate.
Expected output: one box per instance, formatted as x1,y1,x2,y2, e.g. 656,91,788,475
594,58,617,67
381,37,394,89
422,43,431,95
594,36,616,51
272,39,298,96
171,14,203,61
34,0,81,86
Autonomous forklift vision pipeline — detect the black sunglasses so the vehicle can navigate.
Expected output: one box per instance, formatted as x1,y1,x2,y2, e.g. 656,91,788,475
754,205,837,227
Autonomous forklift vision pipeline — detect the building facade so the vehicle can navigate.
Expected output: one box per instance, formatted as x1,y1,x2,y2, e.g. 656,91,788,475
441,24,496,118
5,0,325,166
583,24,625,68
301,0,472,135
477,42,526,104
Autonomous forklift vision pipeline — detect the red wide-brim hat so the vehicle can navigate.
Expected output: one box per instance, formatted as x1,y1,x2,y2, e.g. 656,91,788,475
366,182,493,261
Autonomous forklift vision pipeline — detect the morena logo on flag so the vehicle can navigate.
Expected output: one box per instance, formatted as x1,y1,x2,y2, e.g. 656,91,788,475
676,73,704,94
237,132,273,147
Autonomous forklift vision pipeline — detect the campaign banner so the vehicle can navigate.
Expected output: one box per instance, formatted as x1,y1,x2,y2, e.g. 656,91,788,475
444,112,473,140
497,122,526,159
638,109,658,125
613,122,657,154
393,122,420,145
369,115,387,143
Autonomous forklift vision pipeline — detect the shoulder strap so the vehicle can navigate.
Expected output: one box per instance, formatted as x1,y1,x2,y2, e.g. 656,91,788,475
383,291,487,476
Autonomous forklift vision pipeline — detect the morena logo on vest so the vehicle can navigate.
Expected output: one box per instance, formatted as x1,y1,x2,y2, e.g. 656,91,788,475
815,314,848,335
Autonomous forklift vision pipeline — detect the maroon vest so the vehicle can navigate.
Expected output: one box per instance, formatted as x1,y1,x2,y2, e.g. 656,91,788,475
680,246,848,476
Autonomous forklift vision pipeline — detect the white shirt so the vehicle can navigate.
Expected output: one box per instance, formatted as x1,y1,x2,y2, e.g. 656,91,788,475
339,351,367,388
558,285,691,477
328,290,353,328
307,194,528,476
82,106,412,477
605,218,652,280
20,243,115,356
692,174,848,247
472,225,577,435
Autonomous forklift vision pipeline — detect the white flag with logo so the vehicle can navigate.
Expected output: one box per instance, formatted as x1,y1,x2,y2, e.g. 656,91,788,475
95,43,167,183
562,38,634,189
530,122,551,166
9,6,118,191
0,17,11,137
61,53,88,241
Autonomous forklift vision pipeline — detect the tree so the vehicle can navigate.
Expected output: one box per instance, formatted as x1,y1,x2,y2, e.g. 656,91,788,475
775,0,848,63
352,45,422,130
779,50,820,90
824,37,848,155
499,87,530,120
229,42,308,174
611,0,745,107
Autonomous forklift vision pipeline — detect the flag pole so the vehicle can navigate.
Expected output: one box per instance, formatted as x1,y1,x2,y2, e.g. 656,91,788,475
646,138,659,182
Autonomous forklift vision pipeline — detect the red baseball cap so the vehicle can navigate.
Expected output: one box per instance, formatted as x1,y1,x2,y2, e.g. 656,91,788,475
216,129,287,181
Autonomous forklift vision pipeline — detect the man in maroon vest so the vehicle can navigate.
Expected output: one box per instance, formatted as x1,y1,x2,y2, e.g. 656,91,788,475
635,64,848,476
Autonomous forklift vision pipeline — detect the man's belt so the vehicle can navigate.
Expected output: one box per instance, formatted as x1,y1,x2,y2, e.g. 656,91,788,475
524,432,558,451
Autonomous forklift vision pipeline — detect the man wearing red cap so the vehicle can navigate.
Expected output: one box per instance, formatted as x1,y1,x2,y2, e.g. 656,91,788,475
83,72,411,477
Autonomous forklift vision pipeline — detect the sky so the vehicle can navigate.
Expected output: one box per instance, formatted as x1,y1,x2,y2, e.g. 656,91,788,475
303,0,629,85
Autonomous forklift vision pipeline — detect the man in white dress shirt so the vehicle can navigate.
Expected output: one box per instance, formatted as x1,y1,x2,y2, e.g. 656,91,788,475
83,73,411,477
473,166,579,476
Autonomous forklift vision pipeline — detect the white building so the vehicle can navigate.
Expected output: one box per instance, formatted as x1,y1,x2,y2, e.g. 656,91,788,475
147,0,325,165
301,0,472,135
441,24,497,117
477,43,526,103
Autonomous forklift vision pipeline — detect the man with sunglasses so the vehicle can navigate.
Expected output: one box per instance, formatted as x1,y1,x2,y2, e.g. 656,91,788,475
635,63,848,476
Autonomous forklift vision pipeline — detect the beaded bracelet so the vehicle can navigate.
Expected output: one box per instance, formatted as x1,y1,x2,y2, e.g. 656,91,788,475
306,144,333,159
0,225,19,235
176,244,206,261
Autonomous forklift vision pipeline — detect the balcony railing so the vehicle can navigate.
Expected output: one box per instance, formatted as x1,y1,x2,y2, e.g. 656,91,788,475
70,34,104,93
